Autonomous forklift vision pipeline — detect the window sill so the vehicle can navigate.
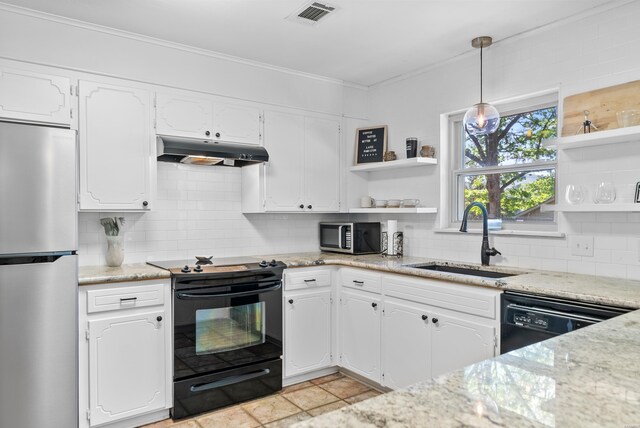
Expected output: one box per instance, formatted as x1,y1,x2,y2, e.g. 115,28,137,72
434,228,565,238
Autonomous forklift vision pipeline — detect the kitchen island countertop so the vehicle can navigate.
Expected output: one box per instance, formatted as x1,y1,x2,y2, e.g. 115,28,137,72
294,308,640,428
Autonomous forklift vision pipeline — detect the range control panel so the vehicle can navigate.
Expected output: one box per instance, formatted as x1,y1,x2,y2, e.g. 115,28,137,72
514,311,549,330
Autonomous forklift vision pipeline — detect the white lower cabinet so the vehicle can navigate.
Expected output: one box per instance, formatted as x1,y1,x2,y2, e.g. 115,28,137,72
79,280,172,428
339,289,381,383
381,298,431,389
284,289,332,377
429,311,495,378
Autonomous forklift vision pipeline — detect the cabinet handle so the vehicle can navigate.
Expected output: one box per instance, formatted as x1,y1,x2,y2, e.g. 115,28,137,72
215,132,221,138
205,130,210,136
120,297,137,302
288,299,294,304
303,279,316,283
353,280,364,285
371,302,377,308
432,318,439,324
307,205,312,209
156,316,163,322
142,200,149,207
299,204,304,209
421,315,428,321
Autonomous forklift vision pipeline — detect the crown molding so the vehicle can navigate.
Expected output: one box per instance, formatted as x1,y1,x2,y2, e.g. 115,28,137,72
0,2,368,90
370,0,636,88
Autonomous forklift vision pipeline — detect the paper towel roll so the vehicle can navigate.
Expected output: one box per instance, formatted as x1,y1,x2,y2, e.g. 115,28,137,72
387,220,398,255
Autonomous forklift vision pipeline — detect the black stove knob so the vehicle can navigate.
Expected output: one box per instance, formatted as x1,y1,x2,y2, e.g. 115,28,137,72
259,260,268,268
194,265,203,272
181,265,191,273
269,259,278,267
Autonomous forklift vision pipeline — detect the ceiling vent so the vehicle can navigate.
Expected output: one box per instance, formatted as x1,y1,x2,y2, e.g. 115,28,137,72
287,2,336,25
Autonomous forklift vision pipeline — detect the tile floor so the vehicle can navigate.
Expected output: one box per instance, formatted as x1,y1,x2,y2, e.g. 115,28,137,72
143,373,381,428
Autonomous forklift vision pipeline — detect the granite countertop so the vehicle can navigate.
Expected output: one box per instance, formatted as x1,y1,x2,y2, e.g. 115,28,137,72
294,308,640,428
78,252,640,309
78,263,170,285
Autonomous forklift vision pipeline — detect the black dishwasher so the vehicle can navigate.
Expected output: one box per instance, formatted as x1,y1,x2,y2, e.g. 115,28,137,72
501,291,630,354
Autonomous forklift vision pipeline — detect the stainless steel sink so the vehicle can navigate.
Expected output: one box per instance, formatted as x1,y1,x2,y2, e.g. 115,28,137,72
405,264,518,279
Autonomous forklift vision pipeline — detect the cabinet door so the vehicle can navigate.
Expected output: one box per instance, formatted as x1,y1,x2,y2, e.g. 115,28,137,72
88,310,166,426
382,299,431,389
79,80,154,211
284,290,332,377
263,110,305,211
213,102,261,145
156,93,213,139
339,290,381,383
430,312,495,378
304,116,340,212
0,68,71,126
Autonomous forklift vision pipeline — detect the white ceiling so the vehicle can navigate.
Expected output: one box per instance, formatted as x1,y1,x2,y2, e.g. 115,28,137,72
0,0,617,86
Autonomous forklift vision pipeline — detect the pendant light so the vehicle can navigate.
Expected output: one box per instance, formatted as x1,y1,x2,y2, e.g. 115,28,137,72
463,36,500,136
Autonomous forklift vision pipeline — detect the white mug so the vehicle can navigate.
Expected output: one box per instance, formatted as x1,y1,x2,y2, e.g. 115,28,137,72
360,196,375,208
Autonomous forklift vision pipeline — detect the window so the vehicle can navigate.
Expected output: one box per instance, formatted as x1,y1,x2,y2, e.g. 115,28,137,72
451,101,558,227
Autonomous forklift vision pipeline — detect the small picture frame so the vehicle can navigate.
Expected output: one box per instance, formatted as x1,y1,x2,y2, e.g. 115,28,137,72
355,125,388,165
635,182,640,203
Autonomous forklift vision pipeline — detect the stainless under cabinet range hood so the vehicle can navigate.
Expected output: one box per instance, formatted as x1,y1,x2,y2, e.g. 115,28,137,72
156,135,269,167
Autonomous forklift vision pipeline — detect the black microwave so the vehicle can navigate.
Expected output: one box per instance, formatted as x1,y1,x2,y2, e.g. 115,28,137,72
319,222,381,254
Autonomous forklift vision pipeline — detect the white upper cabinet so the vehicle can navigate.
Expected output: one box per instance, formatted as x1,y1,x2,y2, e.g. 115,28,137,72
304,116,340,212
156,93,213,139
156,91,261,144
213,102,261,145
263,110,306,211
0,67,72,126
78,80,155,211
242,109,341,213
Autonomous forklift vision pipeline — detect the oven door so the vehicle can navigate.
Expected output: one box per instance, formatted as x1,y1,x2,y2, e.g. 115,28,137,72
173,279,283,381
320,223,352,253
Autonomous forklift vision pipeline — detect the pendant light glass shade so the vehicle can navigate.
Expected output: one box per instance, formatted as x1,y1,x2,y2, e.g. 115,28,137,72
464,102,500,136
463,36,500,136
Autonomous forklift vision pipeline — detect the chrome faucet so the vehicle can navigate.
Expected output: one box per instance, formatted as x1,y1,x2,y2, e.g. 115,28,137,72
459,202,501,266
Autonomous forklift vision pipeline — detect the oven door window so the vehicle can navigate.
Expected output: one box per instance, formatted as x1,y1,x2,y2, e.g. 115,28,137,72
196,302,266,355
321,225,340,249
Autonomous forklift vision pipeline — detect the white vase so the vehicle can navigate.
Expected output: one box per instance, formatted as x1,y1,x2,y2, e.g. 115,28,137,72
105,235,124,267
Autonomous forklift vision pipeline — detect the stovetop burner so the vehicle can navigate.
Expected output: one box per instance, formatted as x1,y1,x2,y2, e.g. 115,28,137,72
147,256,284,275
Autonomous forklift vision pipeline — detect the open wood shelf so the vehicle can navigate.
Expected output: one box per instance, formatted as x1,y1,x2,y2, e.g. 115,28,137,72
543,125,640,150
349,207,438,214
540,203,640,213
349,157,437,172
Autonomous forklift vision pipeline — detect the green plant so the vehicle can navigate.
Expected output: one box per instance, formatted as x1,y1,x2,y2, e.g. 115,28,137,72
100,217,125,236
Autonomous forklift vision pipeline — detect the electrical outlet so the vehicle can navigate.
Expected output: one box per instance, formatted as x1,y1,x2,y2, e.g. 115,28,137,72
569,235,594,257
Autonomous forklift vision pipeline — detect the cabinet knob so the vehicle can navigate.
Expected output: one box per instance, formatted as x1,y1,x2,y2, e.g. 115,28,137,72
307,205,312,209
299,204,304,209
421,315,428,321
432,318,439,324
157,316,163,322
142,200,149,207
205,130,211,136
371,302,378,308
288,299,294,304
215,132,221,138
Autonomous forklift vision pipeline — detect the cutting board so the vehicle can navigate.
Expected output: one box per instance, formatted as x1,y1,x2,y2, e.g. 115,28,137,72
562,80,640,136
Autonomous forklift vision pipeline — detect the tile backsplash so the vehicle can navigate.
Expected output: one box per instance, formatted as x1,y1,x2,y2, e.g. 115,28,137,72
78,162,345,266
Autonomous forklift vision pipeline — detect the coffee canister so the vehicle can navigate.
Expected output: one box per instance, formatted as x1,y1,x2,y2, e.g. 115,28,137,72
406,138,418,158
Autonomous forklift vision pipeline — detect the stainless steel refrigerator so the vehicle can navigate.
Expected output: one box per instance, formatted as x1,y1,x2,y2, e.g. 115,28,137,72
0,121,78,428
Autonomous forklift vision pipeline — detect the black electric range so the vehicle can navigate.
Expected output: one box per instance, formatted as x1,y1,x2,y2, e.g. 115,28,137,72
147,257,286,419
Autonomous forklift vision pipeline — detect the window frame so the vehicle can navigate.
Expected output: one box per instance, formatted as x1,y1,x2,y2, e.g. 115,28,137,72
442,90,559,231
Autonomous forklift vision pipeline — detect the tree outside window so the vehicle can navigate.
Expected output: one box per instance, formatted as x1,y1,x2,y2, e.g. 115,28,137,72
455,106,557,222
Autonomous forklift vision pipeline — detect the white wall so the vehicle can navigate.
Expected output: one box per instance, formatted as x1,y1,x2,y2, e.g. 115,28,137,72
0,4,365,266
361,1,640,280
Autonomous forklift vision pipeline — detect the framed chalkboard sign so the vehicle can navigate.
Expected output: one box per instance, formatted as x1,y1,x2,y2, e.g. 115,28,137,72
355,125,388,164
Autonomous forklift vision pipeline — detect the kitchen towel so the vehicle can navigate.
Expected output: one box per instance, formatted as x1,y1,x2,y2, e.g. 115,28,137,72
387,220,397,255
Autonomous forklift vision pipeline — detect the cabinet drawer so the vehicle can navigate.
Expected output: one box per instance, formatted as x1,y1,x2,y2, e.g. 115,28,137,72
382,274,499,319
86,283,166,314
341,268,381,294
285,268,331,291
